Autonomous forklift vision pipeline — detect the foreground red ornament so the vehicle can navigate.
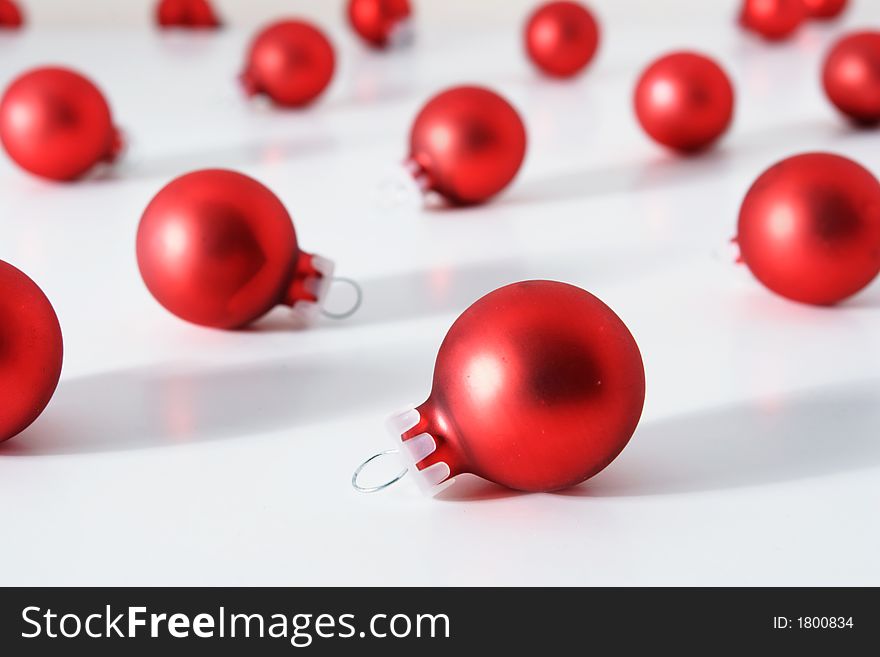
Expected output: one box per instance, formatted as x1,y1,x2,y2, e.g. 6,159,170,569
0,0,23,28
823,31,880,124
634,52,734,152
0,67,123,181
739,0,805,41
382,281,645,494
240,20,335,107
525,1,600,78
737,153,880,305
0,260,63,443
802,0,847,19
407,86,527,205
156,0,221,29
347,0,412,49
137,169,334,329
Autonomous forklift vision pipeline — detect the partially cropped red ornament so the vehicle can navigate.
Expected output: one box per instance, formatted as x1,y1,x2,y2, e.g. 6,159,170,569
0,260,63,443
823,31,880,124
407,86,527,205
525,1,600,78
347,0,412,49
0,67,122,181
156,0,221,29
385,281,645,494
240,20,335,107
737,153,880,305
803,0,847,20
137,169,334,329
634,52,734,153
739,0,805,41
0,0,23,28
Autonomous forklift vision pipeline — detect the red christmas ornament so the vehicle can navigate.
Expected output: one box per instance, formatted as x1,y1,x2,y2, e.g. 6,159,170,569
0,67,122,181
739,0,805,41
240,20,335,107
0,260,63,443
0,0,23,28
823,31,880,125
525,1,600,78
137,169,334,329
384,281,645,494
736,153,880,305
347,0,412,49
155,0,221,29
634,52,734,153
407,86,527,205
802,0,847,20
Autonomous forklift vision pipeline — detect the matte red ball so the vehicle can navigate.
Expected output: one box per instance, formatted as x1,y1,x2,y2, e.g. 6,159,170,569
0,260,63,443
407,86,527,205
525,1,599,78
391,280,645,493
737,153,880,305
0,0,24,28
240,20,335,107
739,0,805,41
347,0,411,49
137,169,328,329
803,0,847,19
0,67,122,181
823,31,880,124
156,0,222,29
634,52,734,153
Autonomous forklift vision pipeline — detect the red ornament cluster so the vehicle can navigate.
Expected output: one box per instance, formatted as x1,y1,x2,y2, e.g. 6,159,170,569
155,0,221,29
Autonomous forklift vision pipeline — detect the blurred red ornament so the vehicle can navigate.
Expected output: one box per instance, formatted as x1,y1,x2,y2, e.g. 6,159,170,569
634,51,734,152
347,0,412,49
407,86,527,205
0,0,23,28
525,1,600,78
156,0,221,29
739,0,805,41
387,280,645,494
737,153,880,305
823,31,880,124
0,67,122,181
240,20,335,107
137,169,334,329
0,260,63,443
802,0,847,19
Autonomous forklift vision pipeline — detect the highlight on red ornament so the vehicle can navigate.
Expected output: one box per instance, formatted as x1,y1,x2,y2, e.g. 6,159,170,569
347,0,412,49
240,20,335,107
354,280,645,495
407,85,527,205
634,51,734,153
0,0,24,29
802,0,848,20
739,0,805,41
736,153,880,305
0,260,63,444
0,67,123,181
156,0,222,29
136,169,353,330
823,31,880,125
525,1,600,78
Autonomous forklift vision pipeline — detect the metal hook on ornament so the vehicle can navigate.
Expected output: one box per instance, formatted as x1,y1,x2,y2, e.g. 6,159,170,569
351,449,408,493
320,277,363,320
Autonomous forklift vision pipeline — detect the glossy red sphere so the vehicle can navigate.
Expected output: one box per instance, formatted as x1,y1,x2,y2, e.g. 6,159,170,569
737,153,880,305
240,20,335,107
739,0,805,41
0,0,23,28
525,1,599,78
823,31,880,124
0,67,122,181
408,86,527,205
137,169,324,329
400,281,645,493
156,0,221,29
347,0,411,49
803,0,847,19
634,51,734,152
0,260,63,443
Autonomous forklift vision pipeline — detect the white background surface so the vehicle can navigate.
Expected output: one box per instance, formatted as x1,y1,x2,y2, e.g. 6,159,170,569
1,0,879,586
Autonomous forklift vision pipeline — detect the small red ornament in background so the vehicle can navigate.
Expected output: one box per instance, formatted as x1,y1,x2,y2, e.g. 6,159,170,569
137,169,334,330
634,52,734,153
385,281,645,494
0,67,123,181
736,153,880,305
156,0,221,29
802,0,847,20
407,86,527,205
0,0,23,29
739,0,805,41
823,32,880,125
240,20,335,107
525,1,600,78
0,260,63,443
347,0,412,49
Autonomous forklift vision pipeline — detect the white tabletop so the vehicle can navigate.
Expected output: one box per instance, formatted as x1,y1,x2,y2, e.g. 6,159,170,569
1,0,879,586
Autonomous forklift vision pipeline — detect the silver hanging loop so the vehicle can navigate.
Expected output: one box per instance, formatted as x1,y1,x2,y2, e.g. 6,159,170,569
351,450,408,493
321,277,363,320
